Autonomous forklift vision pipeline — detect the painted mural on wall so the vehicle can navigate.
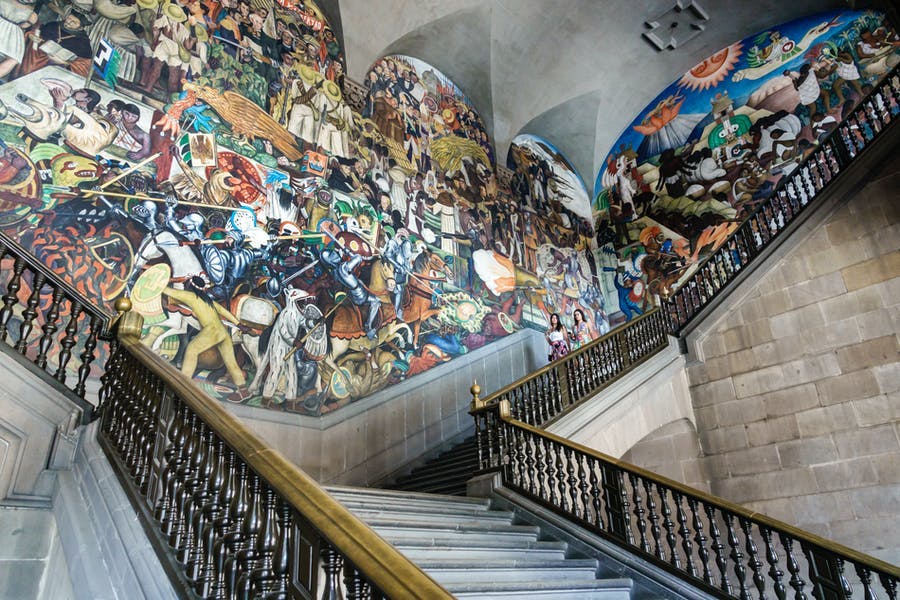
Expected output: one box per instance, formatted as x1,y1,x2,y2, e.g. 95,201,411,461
506,134,609,337
594,9,900,304
0,0,609,416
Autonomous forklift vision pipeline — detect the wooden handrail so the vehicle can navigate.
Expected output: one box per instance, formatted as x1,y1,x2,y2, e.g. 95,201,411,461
105,308,453,599
506,410,900,578
471,399,899,599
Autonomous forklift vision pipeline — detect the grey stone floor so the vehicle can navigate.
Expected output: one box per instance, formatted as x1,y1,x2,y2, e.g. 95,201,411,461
0,507,72,600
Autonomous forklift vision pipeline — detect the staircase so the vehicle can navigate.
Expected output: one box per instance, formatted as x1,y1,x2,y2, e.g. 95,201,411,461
387,436,478,496
327,485,634,599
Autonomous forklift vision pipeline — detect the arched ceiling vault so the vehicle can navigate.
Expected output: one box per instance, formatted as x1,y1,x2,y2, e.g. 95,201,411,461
337,0,849,193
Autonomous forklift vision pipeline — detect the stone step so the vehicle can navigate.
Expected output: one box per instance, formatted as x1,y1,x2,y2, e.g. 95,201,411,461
396,543,569,561
417,558,599,584
366,519,542,543
389,481,469,496
447,578,634,599
347,506,515,525
393,462,477,488
324,485,489,509
401,456,478,479
332,492,496,517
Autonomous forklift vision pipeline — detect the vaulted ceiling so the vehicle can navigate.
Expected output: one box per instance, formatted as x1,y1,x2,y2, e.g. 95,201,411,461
321,0,848,192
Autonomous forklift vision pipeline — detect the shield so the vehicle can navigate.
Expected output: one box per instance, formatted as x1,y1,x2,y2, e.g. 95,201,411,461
302,304,327,361
201,245,226,285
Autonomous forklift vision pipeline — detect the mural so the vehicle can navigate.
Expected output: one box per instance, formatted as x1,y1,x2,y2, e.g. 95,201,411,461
594,10,900,304
506,134,608,336
0,0,610,416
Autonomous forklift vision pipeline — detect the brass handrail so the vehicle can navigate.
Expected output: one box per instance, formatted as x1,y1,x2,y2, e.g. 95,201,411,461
473,399,899,599
105,309,453,599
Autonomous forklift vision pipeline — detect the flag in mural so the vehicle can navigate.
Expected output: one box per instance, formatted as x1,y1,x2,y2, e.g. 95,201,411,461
93,39,120,89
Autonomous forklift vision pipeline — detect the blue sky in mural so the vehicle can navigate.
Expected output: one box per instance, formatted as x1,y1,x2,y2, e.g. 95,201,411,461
508,133,592,223
595,9,868,192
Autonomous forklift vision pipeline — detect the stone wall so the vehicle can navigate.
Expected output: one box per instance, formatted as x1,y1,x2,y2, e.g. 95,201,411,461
620,419,710,494
228,327,544,486
684,156,900,565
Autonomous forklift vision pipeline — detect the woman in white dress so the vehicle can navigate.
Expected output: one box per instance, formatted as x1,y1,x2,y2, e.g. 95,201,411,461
0,0,37,79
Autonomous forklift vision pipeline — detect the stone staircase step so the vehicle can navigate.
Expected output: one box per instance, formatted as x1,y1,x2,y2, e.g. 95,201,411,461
325,485,489,508
395,543,569,561
393,462,477,488
366,520,542,543
447,578,634,599
347,506,515,524
416,558,599,583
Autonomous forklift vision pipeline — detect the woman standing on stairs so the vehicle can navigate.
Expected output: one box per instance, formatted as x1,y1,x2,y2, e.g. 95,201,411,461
545,313,570,361
569,309,592,350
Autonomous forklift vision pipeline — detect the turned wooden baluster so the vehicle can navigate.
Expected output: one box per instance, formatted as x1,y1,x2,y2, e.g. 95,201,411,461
256,500,292,600
187,436,226,586
629,473,650,553
237,486,279,599
55,301,83,385
224,472,264,596
0,256,24,342
15,271,44,353
587,458,604,530
779,534,806,600
213,461,250,598
154,402,188,524
642,480,664,560
855,566,877,600
524,430,539,497
163,412,199,540
687,497,713,585
542,438,560,506
320,543,344,600
201,447,239,599
172,419,207,559
343,562,373,600
554,443,570,513
35,286,64,369
706,505,732,594
672,491,696,578
180,424,217,570
878,573,897,600
740,518,766,600
724,512,751,600
760,526,786,600
657,485,680,568
74,314,102,398
576,453,591,522
565,447,581,519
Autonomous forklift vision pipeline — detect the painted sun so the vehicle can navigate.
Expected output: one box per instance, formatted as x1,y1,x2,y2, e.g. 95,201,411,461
679,43,743,91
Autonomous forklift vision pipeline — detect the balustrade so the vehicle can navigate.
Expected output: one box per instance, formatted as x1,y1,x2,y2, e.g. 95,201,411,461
473,306,669,429
0,234,112,418
472,399,900,600
664,63,900,334
99,307,452,600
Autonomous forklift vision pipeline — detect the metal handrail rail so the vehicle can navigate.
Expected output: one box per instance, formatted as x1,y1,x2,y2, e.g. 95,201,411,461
102,308,453,599
472,399,899,599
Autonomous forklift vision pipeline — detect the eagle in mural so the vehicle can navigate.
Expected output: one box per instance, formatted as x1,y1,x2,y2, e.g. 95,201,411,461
177,82,304,161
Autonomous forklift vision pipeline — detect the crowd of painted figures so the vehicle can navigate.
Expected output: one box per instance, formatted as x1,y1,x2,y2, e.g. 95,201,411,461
596,10,900,305
0,2,895,415
0,0,609,415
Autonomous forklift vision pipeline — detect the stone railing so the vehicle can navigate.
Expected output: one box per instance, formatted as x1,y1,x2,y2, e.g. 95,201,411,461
471,398,900,600
663,64,900,335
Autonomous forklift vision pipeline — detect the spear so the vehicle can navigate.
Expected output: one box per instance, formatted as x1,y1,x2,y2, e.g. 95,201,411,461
99,152,161,189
